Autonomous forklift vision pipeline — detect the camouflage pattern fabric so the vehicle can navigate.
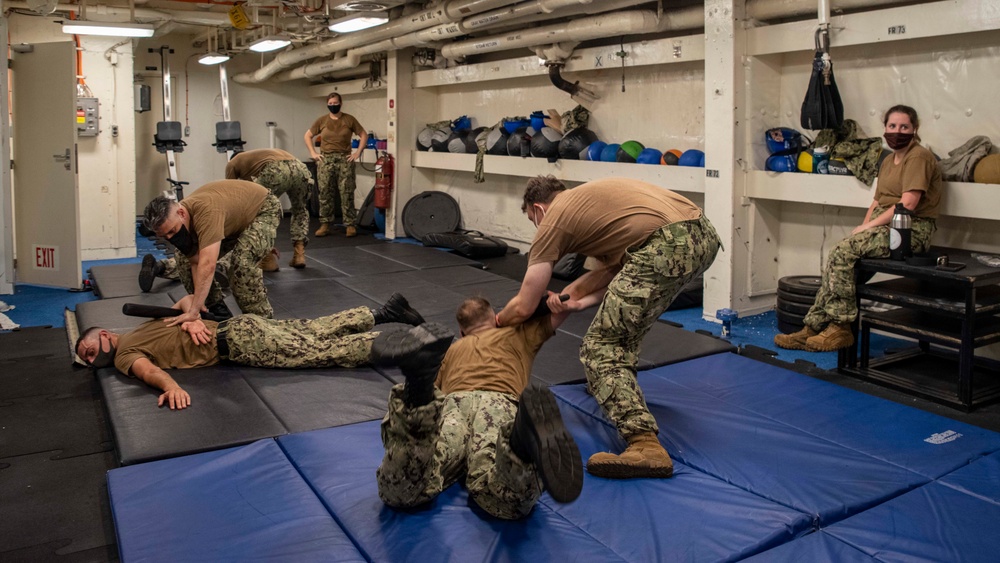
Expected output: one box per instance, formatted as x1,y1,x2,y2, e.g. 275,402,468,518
176,195,281,318
220,306,376,368
317,152,357,227
581,216,721,441
253,159,313,243
473,125,492,184
377,386,541,520
561,105,590,132
804,206,936,330
831,137,884,186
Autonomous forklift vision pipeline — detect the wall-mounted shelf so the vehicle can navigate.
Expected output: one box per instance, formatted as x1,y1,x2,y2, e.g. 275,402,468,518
412,151,706,193
745,170,1000,221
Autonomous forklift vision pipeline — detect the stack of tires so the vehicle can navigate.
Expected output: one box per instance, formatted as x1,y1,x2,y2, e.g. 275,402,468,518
776,275,821,333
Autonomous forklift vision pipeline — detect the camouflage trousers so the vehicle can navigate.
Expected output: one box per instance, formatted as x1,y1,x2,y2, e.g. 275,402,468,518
220,306,376,368
804,206,936,330
317,152,357,227
159,254,230,281
176,195,281,318
254,159,312,244
377,387,541,520
581,216,721,441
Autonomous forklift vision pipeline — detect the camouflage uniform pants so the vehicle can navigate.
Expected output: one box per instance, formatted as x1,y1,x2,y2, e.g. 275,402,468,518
220,306,376,368
176,195,281,318
804,206,936,330
377,387,541,520
317,152,357,227
159,254,230,282
581,216,721,441
253,160,313,244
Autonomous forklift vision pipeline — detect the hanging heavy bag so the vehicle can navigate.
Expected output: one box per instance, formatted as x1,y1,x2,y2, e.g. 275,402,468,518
422,229,509,259
800,29,844,131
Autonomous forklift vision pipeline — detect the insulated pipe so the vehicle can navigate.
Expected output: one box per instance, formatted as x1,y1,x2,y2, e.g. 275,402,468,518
233,0,519,83
3,1,232,26
745,0,917,22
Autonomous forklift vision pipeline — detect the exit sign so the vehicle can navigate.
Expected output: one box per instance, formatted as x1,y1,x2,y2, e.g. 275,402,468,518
34,245,59,270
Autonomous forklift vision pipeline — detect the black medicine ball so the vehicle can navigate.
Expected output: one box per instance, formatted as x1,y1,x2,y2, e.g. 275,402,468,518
507,127,533,157
530,127,562,159
558,127,599,160
446,130,467,153
464,127,487,153
416,126,435,151
430,127,451,152
486,127,509,155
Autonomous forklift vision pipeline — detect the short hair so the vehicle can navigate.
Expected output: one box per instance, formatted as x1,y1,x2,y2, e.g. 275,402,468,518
327,92,342,103
75,326,102,358
143,196,177,231
883,104,921,141
456,296,493,332
521,175,567,212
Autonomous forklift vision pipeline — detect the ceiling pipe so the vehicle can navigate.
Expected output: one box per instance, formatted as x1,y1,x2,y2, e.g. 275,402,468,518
745,0,920,22
3,1,232,26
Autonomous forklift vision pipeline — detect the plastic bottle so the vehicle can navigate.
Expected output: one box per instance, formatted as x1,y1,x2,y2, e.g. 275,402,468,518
889,203,913,260
813,146,830,174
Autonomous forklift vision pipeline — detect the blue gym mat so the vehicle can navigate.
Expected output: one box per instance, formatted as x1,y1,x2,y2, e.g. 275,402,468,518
107,353,1000,561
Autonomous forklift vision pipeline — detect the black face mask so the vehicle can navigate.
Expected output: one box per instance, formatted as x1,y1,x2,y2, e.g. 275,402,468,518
328,104,341,114
884,132,914,150
168,224,197,256
88,334,117,369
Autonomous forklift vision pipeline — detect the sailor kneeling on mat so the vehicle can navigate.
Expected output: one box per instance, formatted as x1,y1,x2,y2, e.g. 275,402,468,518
75,293,425,410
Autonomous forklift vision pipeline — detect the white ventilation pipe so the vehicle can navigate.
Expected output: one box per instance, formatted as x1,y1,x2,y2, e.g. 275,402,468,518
746,0,916,22
3,1,231,26
233,0,520,84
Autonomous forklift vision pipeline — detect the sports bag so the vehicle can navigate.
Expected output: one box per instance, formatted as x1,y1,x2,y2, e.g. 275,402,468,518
422,230,508,259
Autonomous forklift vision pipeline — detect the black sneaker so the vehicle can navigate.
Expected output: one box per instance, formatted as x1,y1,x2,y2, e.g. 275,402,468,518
372,293,426,326
138,254,157,293
510,386,583,503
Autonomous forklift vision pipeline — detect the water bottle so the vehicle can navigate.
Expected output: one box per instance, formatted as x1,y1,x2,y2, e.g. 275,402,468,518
889,203,913,260
813,146,830,174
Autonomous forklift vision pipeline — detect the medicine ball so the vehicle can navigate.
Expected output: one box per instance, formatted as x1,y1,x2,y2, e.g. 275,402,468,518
558,127,599,160
766,153,799,173
485,127,509,156
586,140,607,162
636,148,663,165
616,140,645,163
599,143,621,163
507,127,534,157
974,154,1000,184
661,149,682,165
416,126,435,151
464,127,487,153
446,130,468,153
677,149,705,167
530,127,562,159
430,127,451,152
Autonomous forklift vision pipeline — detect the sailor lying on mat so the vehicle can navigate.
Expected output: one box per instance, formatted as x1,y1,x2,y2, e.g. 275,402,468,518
75,293,425,410
371,296,583,519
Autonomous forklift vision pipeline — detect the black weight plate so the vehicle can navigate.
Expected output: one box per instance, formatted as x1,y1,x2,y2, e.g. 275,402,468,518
778,275,821,296
775,308,806,326
777,288,816,305
402,191,461,242
776,298,811,316
777,318,803,334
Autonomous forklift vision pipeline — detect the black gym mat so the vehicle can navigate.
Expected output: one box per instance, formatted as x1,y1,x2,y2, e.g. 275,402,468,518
265,280,378,319
0,392,112,460
307,247,417,277
358,243,483,270
334,272,470,318
264,260,347,281
239,366,395,434
0,355,93,403
97,366,287,465
530,331,587,386
75,293,176,333
0,326,69,361
405,264,503,288
89,263,180,298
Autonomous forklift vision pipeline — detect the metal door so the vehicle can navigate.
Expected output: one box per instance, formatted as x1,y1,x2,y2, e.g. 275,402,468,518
12,42,81,288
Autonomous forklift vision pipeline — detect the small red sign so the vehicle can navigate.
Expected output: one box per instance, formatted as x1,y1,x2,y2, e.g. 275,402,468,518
389,99,395,109
34,245,58,270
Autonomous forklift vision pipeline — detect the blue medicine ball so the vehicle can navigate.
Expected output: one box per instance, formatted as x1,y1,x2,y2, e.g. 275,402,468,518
765,153,799,173
586,141,607,161
677,149,705,167
600,143,621,163
636,148,663,165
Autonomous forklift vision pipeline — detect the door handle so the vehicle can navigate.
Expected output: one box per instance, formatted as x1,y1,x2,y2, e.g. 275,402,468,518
52,148,71,170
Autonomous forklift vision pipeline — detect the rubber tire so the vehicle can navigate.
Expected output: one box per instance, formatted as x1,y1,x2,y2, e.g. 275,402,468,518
777,287,816,305
776,298,811,316
778,275,821,296
776,308,806,327
777,318,804,334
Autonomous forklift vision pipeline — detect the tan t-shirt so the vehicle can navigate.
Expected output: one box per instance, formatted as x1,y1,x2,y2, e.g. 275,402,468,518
875,143,943,219
435,317,554,397
225,149,296,180
309,113,365,154
114,319,222,375
528,178,703,267
181,180,269,257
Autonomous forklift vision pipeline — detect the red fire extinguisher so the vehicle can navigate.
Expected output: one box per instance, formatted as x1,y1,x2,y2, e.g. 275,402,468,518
374,152,394,210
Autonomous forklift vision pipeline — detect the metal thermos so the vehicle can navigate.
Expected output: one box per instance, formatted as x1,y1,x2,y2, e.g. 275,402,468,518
889,203,913,260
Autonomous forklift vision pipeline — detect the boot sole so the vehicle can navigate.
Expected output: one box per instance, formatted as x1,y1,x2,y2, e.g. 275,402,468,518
372,322,453,364
385,293,426,326
518,387,584,503
138,254,156,293
805,339,853,352
586,458,674,479
773,339,811,351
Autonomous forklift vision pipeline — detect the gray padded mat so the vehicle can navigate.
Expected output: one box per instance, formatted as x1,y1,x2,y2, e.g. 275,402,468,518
334,273,470,319
97,366,287,465
405,264,502,288
307,247,416,276
75,294,176,333
357,243,483,270
239,366,395,434
264,261,347,281
89,263,180,298
266,280,378,319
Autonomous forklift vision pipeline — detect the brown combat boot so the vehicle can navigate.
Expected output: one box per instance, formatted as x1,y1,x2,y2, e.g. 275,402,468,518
773,326,819,351
315,223,331,237
345,225,357,238
587,432,673,479
805,322,854,351
290,241,306,269
259,248,280,272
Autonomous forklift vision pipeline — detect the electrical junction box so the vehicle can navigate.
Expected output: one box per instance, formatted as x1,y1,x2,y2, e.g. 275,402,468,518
134,84,151,113
76,97,99,137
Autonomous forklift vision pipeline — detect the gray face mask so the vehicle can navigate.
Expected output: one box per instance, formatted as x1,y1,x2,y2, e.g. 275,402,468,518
88,333,117,369
168,224,197,256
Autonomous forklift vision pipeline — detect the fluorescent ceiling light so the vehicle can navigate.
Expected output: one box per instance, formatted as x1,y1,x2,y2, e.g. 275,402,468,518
198,52,230,65
248,35,291,53
62,20,155,38
328,12,388,33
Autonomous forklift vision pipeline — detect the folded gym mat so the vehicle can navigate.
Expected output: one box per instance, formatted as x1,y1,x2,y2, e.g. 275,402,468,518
75,294,176,333
357,242,484,269
108,439,365,562
88,263,180,299
239,366,395,434
97,365,287,465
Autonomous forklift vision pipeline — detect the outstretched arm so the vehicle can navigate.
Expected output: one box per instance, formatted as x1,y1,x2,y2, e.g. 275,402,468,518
498,262,553,327
129,357,191,410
